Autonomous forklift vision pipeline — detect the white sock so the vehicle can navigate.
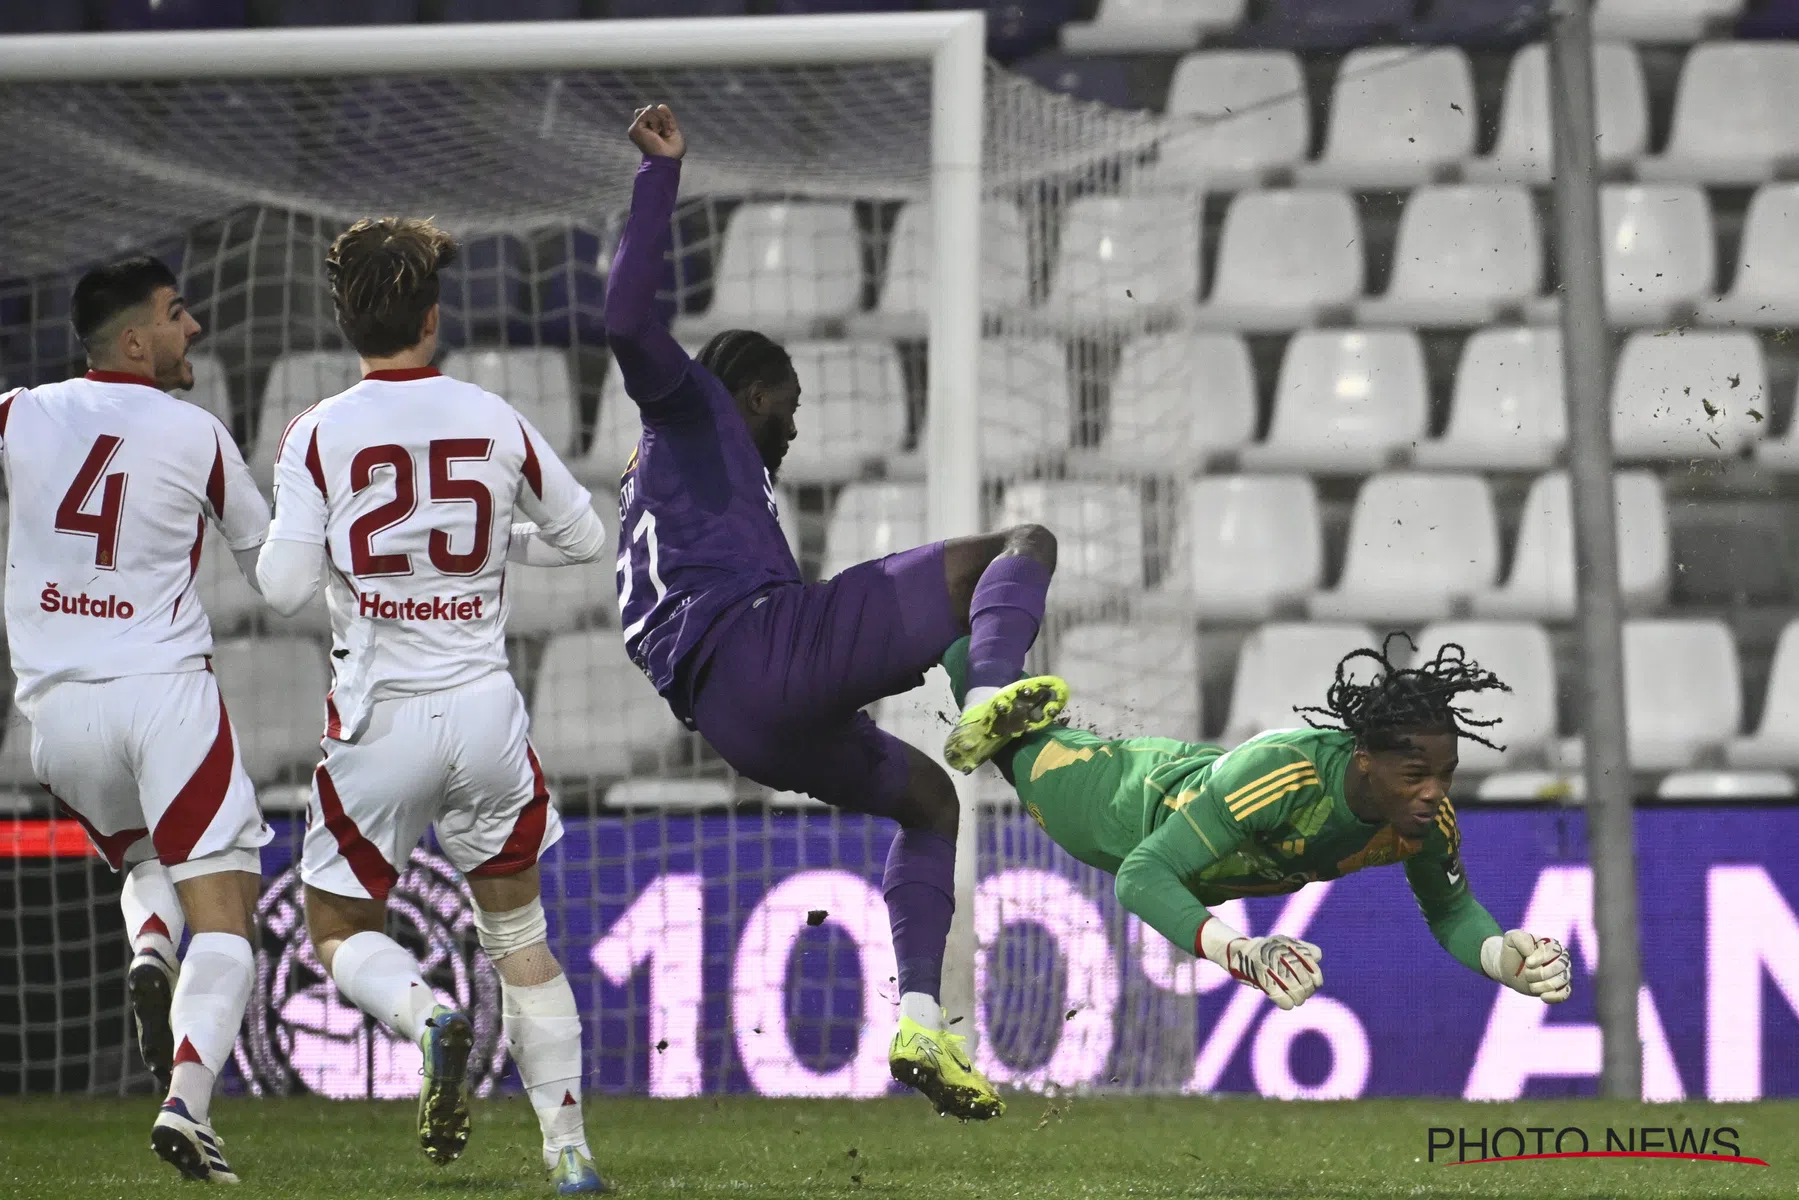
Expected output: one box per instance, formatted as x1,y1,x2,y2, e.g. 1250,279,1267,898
502,973,589,1167
899,991,942,1030
165,931,253,1124
121,861,184,967
963,686,999,713
329,930,440,1042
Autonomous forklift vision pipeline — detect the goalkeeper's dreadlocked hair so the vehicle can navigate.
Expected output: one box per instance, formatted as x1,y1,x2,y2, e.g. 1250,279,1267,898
1295,633,1511,754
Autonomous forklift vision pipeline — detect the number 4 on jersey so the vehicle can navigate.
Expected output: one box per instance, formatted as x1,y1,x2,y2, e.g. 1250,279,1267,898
56,434,127,569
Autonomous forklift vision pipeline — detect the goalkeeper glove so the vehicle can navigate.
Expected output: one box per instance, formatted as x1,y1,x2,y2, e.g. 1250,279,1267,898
1481,929,1572,1003
1197,916,1323,1012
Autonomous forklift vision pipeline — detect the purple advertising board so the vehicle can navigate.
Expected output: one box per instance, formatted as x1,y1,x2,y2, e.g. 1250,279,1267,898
234,806,1799,1102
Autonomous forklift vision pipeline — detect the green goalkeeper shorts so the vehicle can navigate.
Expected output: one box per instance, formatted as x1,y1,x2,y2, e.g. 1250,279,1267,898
1005,725,1222,876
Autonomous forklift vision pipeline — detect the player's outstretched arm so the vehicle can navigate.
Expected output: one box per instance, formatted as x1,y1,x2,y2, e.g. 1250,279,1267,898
508,415,607,567
256,412,327,615
605,104,696,408
203,422,272,594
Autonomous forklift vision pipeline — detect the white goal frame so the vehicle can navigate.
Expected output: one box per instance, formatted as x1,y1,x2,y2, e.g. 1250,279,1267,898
0,12,989,1035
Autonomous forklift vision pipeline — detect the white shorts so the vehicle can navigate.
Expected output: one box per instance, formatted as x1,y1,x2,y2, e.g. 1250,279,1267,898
30,670,270,882
300,672,561,901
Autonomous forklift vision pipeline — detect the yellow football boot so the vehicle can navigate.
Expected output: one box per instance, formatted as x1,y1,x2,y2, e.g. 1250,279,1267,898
888,1015,1005,1121
942,675,1070,774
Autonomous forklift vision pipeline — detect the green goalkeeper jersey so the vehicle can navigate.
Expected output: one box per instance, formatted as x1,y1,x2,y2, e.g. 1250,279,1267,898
1012,725,1501,973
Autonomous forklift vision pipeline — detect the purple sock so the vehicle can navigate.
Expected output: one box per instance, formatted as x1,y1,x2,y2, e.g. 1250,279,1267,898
882,829,956,1000
967,554,1051,692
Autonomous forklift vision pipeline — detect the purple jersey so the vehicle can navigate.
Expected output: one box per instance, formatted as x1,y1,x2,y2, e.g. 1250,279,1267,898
608,156,802,711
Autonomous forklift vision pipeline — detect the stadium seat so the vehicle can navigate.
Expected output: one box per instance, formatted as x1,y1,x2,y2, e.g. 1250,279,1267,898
929,337,1072,469
1414,621,1558,774
1167,475,1322,620
1471,470,1670,620
1061,0,1248,53
1041,195,1202,329
505,560,616,637
690,202,862,335
858,201,1028,337
441,348,578,456
996,481,1144,605
603,778,735,810
1239,329,1427,472
209,637,329,783
1755,380,1799,471
1197,189,1362,332
248,351,362,485
530,630,686,780
1465,42,1649,185
1354,185,1542,327
438,235,535,348
1221,623,1376,744
1593,0,1743,40
536,226,607,347
1413,327,1565,470
1610,330,1765,461
1700,184,1799,326
1656,770,1795,800
195,527,264,637
1527,185,1713,327
1056,620,1202,741
1297,47,1476,187
103,0,246,29
181,351,234,430
441,0,580,17
1232,0,1410,48
1152,51,1309,190
1637,42,1799,184
1728,620,1799,768
822,483,927,580
1308,473,1500,622
1010,53,1142,109
1091,332,1257,470
775,340,909,482
1558,620,1741,772
272,0,417,21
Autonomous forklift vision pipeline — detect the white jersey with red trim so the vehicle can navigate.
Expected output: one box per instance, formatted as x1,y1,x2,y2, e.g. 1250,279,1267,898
267,367,592,740
0,372,270,711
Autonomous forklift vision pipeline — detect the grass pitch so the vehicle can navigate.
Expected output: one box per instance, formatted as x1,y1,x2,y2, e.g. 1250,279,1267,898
1,1094,1795,1199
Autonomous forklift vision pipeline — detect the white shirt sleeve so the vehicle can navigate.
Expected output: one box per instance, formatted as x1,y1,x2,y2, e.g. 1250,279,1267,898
513,414,594,531
507,507,607,566
207,423,271,554
256,537,324,616
266,410,328,547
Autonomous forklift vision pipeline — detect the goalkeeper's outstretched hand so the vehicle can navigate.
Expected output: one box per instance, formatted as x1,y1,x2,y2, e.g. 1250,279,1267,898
1197,917,1324,1011
630,103,686,160
1483,929,1572,1003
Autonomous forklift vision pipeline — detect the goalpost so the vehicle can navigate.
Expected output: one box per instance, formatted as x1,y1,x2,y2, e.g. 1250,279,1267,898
0,13,1203,1100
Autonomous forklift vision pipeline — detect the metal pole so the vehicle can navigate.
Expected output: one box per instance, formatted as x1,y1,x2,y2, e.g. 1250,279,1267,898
1547,0,1642,1098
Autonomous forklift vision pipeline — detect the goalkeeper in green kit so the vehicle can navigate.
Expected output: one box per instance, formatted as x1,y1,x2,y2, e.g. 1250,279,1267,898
943,633,1574,1011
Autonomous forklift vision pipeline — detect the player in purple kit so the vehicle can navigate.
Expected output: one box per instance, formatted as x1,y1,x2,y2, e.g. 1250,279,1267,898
606,104,1066,1120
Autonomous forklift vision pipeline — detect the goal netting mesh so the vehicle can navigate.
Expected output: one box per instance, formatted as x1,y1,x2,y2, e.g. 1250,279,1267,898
0,54,1223,1101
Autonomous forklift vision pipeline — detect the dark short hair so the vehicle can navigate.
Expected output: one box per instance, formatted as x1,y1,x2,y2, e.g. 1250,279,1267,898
697,329,793,399
1295,633,1512,754
70,256,180,347
326,217,458,358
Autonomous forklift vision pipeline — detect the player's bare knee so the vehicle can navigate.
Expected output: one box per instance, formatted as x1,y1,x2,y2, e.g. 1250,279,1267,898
1003,523,1057,573
170,857,261,942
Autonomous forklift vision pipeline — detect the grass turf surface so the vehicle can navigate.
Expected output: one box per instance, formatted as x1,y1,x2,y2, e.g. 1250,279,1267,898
0,1095,1795,1199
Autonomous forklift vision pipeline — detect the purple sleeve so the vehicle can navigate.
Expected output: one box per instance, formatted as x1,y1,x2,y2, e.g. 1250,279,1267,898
605,156,697,408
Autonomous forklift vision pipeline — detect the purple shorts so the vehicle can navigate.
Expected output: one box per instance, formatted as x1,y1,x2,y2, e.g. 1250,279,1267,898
686,542,959,816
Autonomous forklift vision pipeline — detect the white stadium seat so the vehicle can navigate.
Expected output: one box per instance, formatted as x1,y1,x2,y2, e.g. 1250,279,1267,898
1637,42,1799,185
1355,186,1542,327
1472,471,1670,620
441,347,577,455
1560,620,1741,772
1055,620,1201,741
1168,475,1322,620
1414,327,1565,471
947,337,1073,469
692,201,862,332
182,351,233,427
1756,377,1799,471
1198,189,1362,332
249,351,361,484
530,630,685,779
1152,50,1309,189
773,340,908,482
1239,330,1427,472
1593,0,1743,41
210,637,329,782
1465,42,1648,186
822,482,927,580
861,201,1028,336
1415,621,1558,775
1729,620,1799,768
1222,623,1375,745
1061,0,1248,54
1298,47,1476,188
1308,473,1500,623
1610,330,1765,461
1701,184,1799,327
505,559,616,637
1093,333,1256,469
1528,186,1715,327
1043,194,1202,327
997,481,1144,604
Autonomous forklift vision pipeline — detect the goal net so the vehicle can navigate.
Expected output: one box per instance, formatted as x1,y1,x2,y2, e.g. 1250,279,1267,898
0,17,1226,1102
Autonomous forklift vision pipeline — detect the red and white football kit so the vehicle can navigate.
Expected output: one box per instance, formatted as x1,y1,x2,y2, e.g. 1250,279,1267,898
1,370,271,880
263,366,600,900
